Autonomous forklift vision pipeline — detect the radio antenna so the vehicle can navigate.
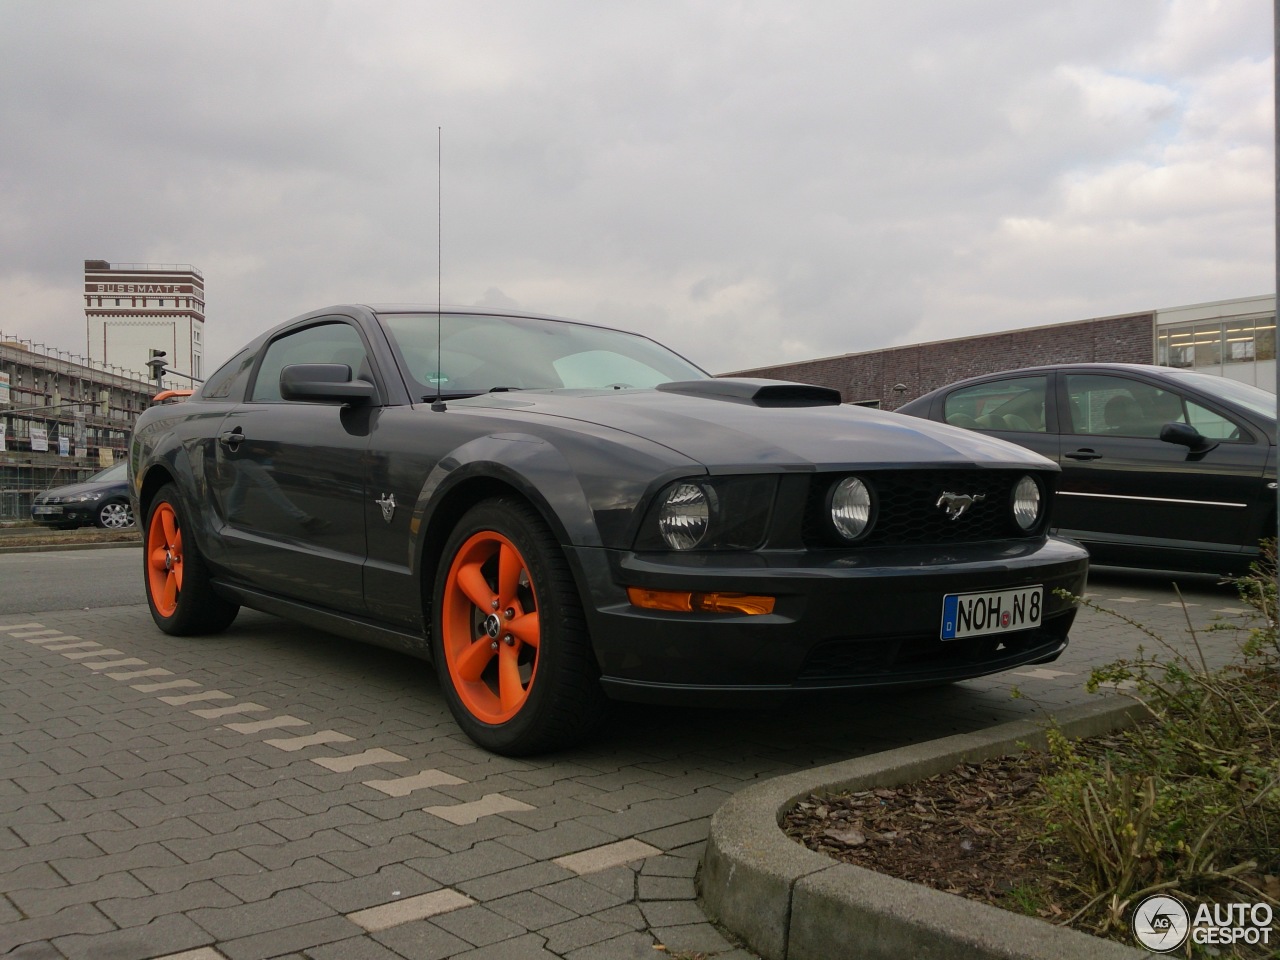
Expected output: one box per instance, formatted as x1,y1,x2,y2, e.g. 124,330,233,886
431,125,447,412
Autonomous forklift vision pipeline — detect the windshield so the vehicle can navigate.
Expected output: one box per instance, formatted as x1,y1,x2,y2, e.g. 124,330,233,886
378,312,709,398
1158,369,1276,422
89,462,127,483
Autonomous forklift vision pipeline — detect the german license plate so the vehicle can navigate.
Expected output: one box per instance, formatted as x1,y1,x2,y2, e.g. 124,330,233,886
32,505,62,516
941,585,1042,639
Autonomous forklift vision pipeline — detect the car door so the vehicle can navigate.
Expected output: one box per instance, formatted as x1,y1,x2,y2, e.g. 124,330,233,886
1054,371,1265,556
209,318,376,613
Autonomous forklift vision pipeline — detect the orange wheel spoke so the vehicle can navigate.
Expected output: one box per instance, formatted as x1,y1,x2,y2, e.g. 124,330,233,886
149,546,169,571
161,509,177,546
509,612,540,648
456,559,495,611
497,645,526,713
455,636,495,682
497,543,522,605
172,559,183,592
161,572,178,610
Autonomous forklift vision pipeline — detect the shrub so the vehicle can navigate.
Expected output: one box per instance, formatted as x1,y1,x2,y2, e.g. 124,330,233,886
1040,545,1279,937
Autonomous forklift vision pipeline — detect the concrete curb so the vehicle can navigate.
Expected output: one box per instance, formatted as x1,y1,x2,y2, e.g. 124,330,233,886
0,540,141,554
700,697,1152,960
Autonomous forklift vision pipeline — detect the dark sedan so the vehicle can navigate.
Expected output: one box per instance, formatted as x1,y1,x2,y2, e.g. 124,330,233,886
31,461,135,529
129,305,1088,754
898,363,1276,574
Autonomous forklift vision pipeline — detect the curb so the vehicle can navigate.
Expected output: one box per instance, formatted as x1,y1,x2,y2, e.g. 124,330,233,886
0,540,141,554
700,697,1152,960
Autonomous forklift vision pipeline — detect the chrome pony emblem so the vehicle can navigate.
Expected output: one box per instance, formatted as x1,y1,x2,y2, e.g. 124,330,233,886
375,492,396,524
936,491,984,520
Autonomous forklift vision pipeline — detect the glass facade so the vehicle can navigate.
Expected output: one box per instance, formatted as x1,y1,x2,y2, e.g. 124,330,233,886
1157,313,1276,372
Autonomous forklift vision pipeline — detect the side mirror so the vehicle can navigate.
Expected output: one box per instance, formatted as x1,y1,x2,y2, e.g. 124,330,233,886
1159,421,1216,453
280,363,376,404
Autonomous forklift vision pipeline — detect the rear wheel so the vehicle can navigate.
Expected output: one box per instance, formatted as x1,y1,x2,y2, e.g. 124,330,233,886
144,484,239,635
433,498,607,755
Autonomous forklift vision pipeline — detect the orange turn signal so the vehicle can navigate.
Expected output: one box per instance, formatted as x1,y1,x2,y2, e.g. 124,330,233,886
626,587,776,616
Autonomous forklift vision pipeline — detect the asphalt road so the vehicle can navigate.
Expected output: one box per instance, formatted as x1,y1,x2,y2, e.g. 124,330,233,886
0,548,1250,960
0,545,144,614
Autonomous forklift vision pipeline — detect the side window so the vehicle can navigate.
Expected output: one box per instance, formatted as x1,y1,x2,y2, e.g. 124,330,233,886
200,348,256,400
942,376,1047,432
1061,374,1243,440
250,322,369,402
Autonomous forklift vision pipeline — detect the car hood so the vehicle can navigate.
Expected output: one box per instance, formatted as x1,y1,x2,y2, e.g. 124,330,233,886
458,380,1058,473
36,479,119,500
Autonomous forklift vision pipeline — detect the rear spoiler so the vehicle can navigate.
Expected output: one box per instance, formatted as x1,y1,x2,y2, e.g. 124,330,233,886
152,389,194,403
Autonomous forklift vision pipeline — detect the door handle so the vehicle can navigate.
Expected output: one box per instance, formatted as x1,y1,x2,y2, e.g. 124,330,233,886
1064,448,1102,461
218,427,244,450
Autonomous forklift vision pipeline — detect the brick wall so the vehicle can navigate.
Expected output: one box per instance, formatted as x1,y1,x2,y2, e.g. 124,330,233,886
729,312,1155,409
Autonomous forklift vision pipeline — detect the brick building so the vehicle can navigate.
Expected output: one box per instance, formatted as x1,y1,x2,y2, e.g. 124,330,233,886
730,297,1275,409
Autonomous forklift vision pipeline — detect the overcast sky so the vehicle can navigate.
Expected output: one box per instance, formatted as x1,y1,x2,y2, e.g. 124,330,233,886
0,1,1272,375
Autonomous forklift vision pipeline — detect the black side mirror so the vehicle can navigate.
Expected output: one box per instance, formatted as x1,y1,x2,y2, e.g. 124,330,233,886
1160,421,1216,453
280,363,376,404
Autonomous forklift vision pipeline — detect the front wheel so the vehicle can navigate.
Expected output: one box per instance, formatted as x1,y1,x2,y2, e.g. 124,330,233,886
433,498,607,755
96,500,135,529
144,484,239,635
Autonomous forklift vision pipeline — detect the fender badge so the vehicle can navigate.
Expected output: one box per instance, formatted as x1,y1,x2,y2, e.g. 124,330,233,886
375,493,396,524
936,491,984,520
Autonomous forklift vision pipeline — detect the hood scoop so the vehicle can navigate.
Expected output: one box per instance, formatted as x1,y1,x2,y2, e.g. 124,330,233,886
656,378,842,407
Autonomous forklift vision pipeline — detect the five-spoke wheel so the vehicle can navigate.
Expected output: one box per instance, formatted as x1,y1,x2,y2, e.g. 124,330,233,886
433,498,606,755
143,484,239,635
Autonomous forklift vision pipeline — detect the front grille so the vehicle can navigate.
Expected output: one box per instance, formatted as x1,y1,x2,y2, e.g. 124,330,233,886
803,469,1044,548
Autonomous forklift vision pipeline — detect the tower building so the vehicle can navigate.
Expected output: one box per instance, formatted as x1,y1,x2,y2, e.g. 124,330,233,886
84,260,205,385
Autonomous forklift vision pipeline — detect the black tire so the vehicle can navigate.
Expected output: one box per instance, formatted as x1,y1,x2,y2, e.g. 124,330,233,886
95,499,135,529
432,497,608,755
144,484,239,635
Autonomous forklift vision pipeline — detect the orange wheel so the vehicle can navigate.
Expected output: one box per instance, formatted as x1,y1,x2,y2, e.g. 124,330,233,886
440,530,541,725
147,501,184,617
142,483,239,635
431,498,607,755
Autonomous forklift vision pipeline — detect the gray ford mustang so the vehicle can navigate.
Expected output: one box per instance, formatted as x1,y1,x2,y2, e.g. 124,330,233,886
129,305,1089,754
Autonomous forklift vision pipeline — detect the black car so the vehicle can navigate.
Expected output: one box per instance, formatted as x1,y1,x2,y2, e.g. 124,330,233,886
898,363,1276,574
129,305,1088,754
31,461,135,529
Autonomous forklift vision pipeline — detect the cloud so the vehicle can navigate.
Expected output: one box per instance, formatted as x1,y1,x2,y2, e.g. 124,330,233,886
0,0,1271,374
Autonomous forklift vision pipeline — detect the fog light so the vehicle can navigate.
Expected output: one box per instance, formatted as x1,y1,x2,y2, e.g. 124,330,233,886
1012,475,1042,531
830,476,873,540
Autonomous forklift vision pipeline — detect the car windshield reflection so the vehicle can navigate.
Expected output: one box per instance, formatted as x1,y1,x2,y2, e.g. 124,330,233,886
378,312,709,398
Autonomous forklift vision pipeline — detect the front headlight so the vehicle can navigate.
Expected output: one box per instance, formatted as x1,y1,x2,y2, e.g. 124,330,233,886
829,476,874,540
1011,475,1043,531
68,493,103,503
658,482,715,550
636,476,777,551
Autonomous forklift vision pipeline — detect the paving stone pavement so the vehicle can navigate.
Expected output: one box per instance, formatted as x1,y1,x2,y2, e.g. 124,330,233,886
0,559,1256,960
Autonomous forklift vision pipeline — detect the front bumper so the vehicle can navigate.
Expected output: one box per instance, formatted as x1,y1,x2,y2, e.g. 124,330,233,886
570,536,1089,705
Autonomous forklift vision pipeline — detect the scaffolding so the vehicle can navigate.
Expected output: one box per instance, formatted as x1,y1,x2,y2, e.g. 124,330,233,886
0,332,157,521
